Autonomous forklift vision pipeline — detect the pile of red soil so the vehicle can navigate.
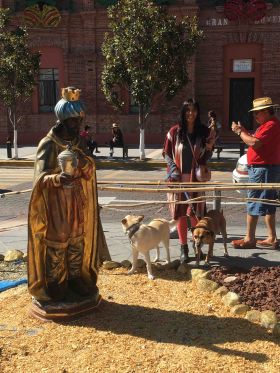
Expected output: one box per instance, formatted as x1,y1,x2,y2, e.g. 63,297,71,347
210,266,280,318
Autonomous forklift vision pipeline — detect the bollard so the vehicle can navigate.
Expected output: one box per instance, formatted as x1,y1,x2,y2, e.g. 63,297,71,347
6,140,12,158
239,141,245,157
213,189,221,211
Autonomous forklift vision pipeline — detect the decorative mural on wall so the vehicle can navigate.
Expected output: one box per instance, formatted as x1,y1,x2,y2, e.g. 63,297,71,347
224,0,267,21
24,0,61,27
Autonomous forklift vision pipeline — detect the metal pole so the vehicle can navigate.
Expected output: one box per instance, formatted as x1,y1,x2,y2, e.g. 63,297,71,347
213,189,221,211
6,138,12,159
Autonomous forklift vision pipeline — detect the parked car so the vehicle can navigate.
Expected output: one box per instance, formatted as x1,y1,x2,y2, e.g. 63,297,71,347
232,154,248,195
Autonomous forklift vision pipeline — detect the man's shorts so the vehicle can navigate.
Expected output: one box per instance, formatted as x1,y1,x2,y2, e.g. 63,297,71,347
247,165,280,216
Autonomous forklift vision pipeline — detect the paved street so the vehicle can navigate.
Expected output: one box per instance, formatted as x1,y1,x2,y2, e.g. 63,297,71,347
1,160,280,269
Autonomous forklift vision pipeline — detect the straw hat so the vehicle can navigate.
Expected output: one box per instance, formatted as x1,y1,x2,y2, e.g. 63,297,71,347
112,123,119,128
249,97,279,112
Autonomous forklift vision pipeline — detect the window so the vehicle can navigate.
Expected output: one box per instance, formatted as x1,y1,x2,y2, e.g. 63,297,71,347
129,94,139,114
39,68,59,113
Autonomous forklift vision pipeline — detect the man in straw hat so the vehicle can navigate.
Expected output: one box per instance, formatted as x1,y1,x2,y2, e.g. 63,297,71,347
231,97,280,249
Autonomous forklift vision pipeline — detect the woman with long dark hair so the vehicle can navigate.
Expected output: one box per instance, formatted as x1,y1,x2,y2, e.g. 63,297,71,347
163,99,215,263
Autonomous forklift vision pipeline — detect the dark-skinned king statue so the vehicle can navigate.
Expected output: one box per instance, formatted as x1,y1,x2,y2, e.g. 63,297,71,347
27,87,110,320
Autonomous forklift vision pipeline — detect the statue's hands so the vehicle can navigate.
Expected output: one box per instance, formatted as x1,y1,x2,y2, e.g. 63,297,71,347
59,173,74,186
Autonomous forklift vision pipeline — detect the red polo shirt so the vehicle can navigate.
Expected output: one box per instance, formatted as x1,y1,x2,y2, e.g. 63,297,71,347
247,116,280,165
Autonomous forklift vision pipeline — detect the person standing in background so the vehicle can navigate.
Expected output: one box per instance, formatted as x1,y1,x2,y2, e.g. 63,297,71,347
162,99,214,263
231,97,280,250
109,123,124,157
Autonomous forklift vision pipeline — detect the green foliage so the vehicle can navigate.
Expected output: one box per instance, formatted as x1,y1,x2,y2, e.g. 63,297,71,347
0,8,40,122
101,0,203,114
96,0,174,7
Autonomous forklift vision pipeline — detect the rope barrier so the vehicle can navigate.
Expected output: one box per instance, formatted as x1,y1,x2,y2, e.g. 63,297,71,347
1,181,280,199
97,183,280,194
100,195,280,209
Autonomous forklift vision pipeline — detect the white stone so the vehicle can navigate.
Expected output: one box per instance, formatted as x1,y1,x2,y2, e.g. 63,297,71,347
177,263,192,279
4,249,24,262
222,292,240,307
191,268,207,280
260,310,278,329
103,261,121,270
230,304,250,315
214,286,229,297
121,260,131,269
196,278,219,292
223,276,237,283
245,310,261,323
272,323,280,337
198,271,212,280
136,259,146,268
164,259,181,270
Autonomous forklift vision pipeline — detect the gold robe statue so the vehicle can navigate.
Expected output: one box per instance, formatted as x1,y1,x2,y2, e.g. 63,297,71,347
28,128,110,301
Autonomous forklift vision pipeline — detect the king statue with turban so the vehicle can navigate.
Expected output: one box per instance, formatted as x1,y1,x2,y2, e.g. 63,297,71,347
27,87,110,309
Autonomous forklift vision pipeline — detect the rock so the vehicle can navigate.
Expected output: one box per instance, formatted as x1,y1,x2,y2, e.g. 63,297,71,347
136,259,146,268
154,260,181,271
230,304,250,315
245,310,261,323
177,263,191,279
222,292,240,307
0,254,4,261
164,259,181,270
152,262,165,271
223,276,237,283
23,253,28,262
121,260,131,269
272,323,280,337
260,310,278,329
214,286,229,297
199,271,212,280
191,268,207,281
196,278,219,292
4,249,24,262
102,261,121,270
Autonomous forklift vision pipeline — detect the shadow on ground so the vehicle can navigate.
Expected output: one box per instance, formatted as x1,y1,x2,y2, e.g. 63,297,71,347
64,300,274,363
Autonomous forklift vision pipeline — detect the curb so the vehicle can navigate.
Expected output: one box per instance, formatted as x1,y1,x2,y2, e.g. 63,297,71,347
0,158,235,170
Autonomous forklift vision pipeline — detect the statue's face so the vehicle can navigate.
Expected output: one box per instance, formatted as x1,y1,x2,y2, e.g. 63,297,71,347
63,117,83,139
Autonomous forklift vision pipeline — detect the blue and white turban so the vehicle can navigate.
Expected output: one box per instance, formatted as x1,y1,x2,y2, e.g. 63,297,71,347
54,87,85,122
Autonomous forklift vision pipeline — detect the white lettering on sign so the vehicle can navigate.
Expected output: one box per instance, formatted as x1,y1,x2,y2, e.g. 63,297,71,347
233,59,252,73
205,18,228,26
255,15,280,24
205,15,280,26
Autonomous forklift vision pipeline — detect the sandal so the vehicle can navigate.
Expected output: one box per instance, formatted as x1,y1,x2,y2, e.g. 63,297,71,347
256,240,279,249
231,238,256,249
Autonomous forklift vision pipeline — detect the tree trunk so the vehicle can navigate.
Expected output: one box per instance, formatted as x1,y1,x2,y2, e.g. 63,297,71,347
11,108,18,159
8,106,19,159
13,128,18,159
138,104,145,160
